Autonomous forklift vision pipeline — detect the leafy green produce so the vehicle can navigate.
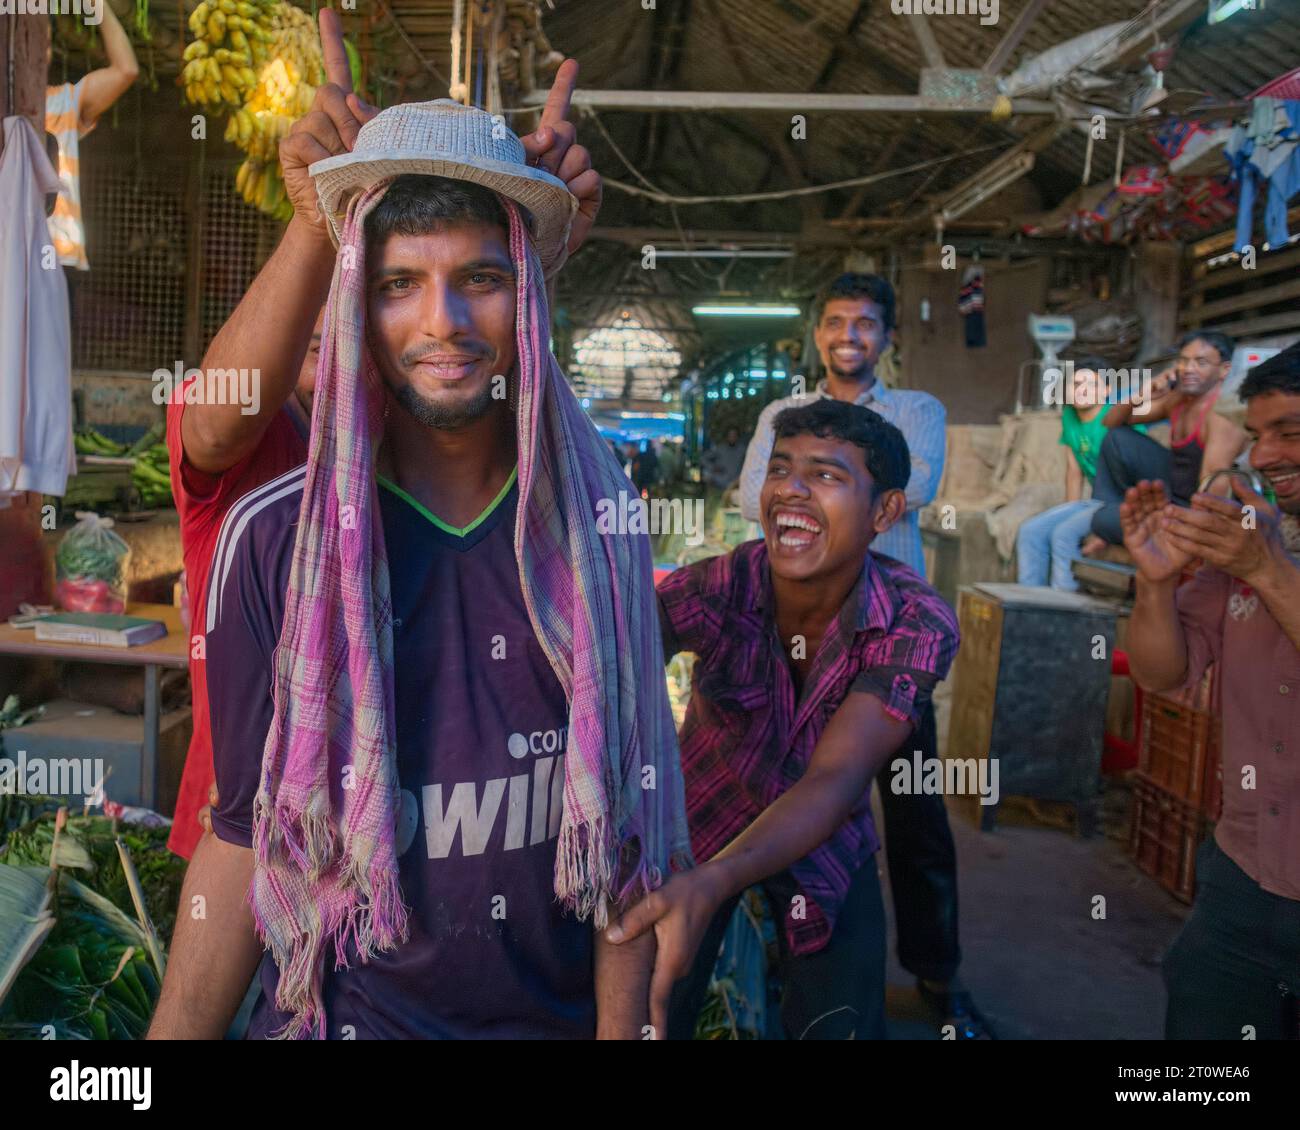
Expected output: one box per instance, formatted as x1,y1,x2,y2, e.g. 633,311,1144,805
0,809,184,940
0,806,182,1040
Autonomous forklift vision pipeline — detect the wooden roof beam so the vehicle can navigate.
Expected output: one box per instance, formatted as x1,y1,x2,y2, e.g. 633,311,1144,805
520,90,1057,114
908,13,947,70
982,0,1050,75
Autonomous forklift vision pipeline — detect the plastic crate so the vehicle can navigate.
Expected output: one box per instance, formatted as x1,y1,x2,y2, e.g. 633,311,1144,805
1129,774,1210,903
1138,691,1221,813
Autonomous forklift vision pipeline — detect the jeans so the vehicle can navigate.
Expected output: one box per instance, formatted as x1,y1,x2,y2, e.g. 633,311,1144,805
667,863,887,1040
1016,500,1103,591
1163,837,1300,1040
1091,426,1172,544
875,700,961,983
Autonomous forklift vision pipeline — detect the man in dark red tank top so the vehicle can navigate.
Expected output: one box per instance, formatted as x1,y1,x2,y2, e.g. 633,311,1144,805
1086,331,1248,548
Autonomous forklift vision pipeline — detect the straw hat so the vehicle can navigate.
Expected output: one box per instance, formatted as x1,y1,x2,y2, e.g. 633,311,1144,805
309,99,577,277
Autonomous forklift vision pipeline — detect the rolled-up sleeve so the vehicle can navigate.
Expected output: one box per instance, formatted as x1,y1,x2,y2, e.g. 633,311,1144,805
850,595,960,726
1173,566,1229,695
655,559,721,664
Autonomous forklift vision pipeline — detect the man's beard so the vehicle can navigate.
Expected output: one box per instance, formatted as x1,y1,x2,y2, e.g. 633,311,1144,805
394,380,495,430
824,354,875,383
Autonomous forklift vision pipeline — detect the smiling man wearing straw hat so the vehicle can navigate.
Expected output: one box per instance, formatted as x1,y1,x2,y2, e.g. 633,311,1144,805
149,61,691,1040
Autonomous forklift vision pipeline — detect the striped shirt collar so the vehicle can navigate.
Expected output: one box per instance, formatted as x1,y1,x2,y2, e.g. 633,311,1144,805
813,375,892,409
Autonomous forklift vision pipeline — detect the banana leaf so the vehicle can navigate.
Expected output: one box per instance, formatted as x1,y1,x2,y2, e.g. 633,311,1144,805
0,864,56,1007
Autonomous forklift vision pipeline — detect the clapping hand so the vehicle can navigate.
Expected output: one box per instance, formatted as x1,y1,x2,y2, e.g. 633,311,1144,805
1120,480,1195,583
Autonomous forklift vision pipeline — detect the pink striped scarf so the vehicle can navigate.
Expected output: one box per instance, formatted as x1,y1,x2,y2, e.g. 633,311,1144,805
251,180,692,1039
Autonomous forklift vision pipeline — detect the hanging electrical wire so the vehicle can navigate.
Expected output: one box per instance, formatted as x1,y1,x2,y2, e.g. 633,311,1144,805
598,141,1016,206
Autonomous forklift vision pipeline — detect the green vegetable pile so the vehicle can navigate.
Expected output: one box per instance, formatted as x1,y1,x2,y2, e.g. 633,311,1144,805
131,444,173,509
0,805,185,1040
1,810,183,939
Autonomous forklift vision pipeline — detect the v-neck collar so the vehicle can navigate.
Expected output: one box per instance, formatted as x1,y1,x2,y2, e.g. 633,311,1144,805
377,467,518,538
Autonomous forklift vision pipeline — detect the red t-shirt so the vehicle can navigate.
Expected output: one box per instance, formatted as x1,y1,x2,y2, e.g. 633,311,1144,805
165,393,307,858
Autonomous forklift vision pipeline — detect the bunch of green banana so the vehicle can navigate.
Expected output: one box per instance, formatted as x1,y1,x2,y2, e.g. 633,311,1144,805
73,428,130,457
131,443,173,509
180,0,276,109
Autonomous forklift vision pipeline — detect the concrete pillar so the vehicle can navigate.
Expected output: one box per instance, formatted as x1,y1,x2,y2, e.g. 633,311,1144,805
1135,239,1182,364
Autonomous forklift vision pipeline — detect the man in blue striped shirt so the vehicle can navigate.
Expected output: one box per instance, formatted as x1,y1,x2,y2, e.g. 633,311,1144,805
738,272,991,1039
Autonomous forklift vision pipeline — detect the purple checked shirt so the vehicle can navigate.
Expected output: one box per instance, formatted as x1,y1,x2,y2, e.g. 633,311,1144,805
658,540,959,955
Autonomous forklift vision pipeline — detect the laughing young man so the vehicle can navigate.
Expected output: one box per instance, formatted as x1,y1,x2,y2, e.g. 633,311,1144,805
148,99,689,1040
609,400,959,1039
735,274,987,1038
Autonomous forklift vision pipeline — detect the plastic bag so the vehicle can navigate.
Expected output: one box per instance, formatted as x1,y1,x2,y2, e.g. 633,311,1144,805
54,511,130,614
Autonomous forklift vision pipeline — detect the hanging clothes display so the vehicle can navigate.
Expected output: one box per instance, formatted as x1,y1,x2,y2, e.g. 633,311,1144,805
1225,99,1300,253
0,116,76,504
958,262,987,348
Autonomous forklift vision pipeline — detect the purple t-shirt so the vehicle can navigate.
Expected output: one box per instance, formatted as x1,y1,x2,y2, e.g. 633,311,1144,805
206,465,595,1039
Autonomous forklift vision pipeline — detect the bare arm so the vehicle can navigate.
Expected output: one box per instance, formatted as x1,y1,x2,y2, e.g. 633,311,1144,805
606,692,912,1032
182,217,334,474
1105,368,1178,428
1065,446,1084,503
146,834,261,1039
1105,391,1176,428
77,2,138,129
1198,411,1248,491
705,692,909,892
594,918,656,1039
1119,480,1195,692
178,10,363,476
1126,574,1190,692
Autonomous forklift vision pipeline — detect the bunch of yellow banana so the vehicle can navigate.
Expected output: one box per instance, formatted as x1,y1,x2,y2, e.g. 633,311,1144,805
181,0,276,109
229,3,324,221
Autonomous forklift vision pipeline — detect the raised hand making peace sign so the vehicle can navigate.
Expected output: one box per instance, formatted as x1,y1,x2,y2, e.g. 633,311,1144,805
281,11,601,256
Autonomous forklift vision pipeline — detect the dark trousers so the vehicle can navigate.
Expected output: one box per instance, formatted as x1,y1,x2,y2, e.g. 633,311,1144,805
1090,426,1172,544
667,863,887,1040
875,700,962,983
1164,837,1300,1040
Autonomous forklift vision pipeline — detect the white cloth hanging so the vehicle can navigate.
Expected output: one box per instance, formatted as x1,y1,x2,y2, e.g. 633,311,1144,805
0,115,76,503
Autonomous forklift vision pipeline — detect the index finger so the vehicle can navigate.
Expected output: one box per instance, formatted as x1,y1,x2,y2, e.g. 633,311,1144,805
539,58,578,131
605,894,661,944
319,8,352,94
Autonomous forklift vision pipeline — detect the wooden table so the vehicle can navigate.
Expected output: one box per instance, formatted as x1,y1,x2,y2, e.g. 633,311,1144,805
0,604,189,807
